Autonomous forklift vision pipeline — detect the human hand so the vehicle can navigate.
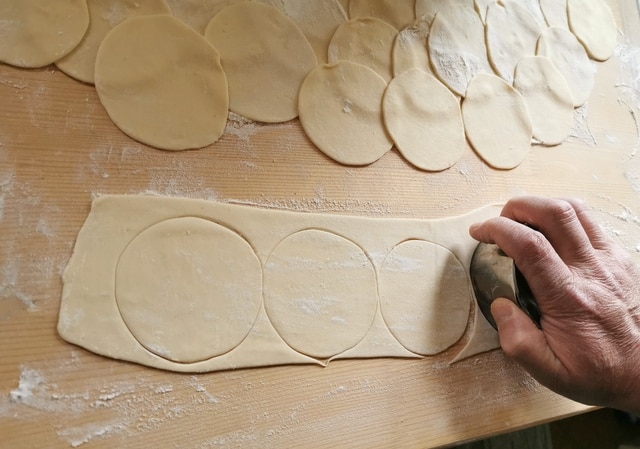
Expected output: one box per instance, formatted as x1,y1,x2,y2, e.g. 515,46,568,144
469,196,640,414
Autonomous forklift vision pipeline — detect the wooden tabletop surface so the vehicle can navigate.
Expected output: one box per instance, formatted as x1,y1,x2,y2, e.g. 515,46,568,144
2,1,640,447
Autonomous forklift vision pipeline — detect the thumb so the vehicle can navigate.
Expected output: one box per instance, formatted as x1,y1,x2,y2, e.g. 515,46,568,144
491,298,567,390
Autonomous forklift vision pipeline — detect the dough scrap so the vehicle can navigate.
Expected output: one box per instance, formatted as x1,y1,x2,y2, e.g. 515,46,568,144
514,56,574,146
427,4,492,97
567,0,617,61
379,240,471,355
264,229,378,359
536,26,595,107
204,1,317,123
58,194,503,372
392,19,432,77
540,0,569,28
115,217,263,363
462,73,532,169
259,0,347,64
485,1,542,84
95,15,228,150
327,17,397,83
349,0,415,30
298,61,393,166
56,0,171,84
0,0,89,68
382,68,465,171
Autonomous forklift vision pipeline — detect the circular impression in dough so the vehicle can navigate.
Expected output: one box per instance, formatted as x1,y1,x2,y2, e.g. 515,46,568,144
427,4,492,97
349,0,415,30
94,14,228,151
298,61,393,166
514,56,574,146
392,19,432,77
204,1,317,123
485,1,541,84
567,0,617,61
263,229,378,359
327,17,398,83
462,73,533,170
536,26,595,107
382,68,464,171
115,217,263,364
379,240,471,355
0,0,89,68
56,0,172,84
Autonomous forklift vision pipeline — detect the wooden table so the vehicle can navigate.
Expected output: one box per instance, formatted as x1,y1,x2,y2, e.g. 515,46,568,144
2,1,640,447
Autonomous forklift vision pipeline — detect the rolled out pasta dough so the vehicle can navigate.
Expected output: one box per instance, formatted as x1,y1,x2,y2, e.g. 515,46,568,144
94,14,229,151
263,229,378,359
115,217,263,363
204,1,317,123
56,0,171,84
298,61,393,166
327,17,398,83
513,56,574,146
567,0,617,61
427,4,492,97
58,195,503,372
536,26,595,107
0,0,89,68
379,240,471,355
382,68,465,171
462,73,532,169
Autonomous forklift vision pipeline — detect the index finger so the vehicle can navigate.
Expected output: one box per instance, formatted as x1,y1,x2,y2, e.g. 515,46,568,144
499,196,595,265
469,215,573,302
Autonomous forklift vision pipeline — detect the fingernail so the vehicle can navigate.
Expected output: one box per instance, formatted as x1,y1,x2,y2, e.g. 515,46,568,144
491,299,515,328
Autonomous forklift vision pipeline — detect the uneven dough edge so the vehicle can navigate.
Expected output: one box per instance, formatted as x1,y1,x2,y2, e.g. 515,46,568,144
58,195,502,372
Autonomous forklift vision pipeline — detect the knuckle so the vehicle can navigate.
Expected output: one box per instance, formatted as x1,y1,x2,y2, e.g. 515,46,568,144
547,199,578,226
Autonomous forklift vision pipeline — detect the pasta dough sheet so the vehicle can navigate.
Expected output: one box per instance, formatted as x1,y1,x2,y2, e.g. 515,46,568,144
58,195,501,372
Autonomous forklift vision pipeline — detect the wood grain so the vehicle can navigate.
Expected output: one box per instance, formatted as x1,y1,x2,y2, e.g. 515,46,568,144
1,1,639,447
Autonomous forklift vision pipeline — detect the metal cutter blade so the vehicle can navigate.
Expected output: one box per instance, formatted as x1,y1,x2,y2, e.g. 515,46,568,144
469,242,541,330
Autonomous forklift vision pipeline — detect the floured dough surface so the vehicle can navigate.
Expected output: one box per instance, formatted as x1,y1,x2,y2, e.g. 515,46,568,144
415,0,474,25
462,73,532,169
567,0,617,61
58,195,503,372
56,0,171,84
95,15,228,150
264,229,378,359
392,19,432,77
298,61,393,166
536,26,595,107
428,4,492,97
204,1,317,123
382,68,464,171
485,1,542,84
379,240,471,355
260,0,347,64
540,0,569,28
328,17,397,83
0,0,89,68
349,0,415,30
115,217,263,363
514,56,574,145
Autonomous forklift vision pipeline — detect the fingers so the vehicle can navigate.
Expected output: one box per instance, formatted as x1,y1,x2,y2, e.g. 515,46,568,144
491,298,569,392
469,214,573,292
562,198,611,250
499,196,594,263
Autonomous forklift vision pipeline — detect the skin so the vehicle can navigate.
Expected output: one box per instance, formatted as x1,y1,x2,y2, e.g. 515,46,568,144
469,196,640,414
